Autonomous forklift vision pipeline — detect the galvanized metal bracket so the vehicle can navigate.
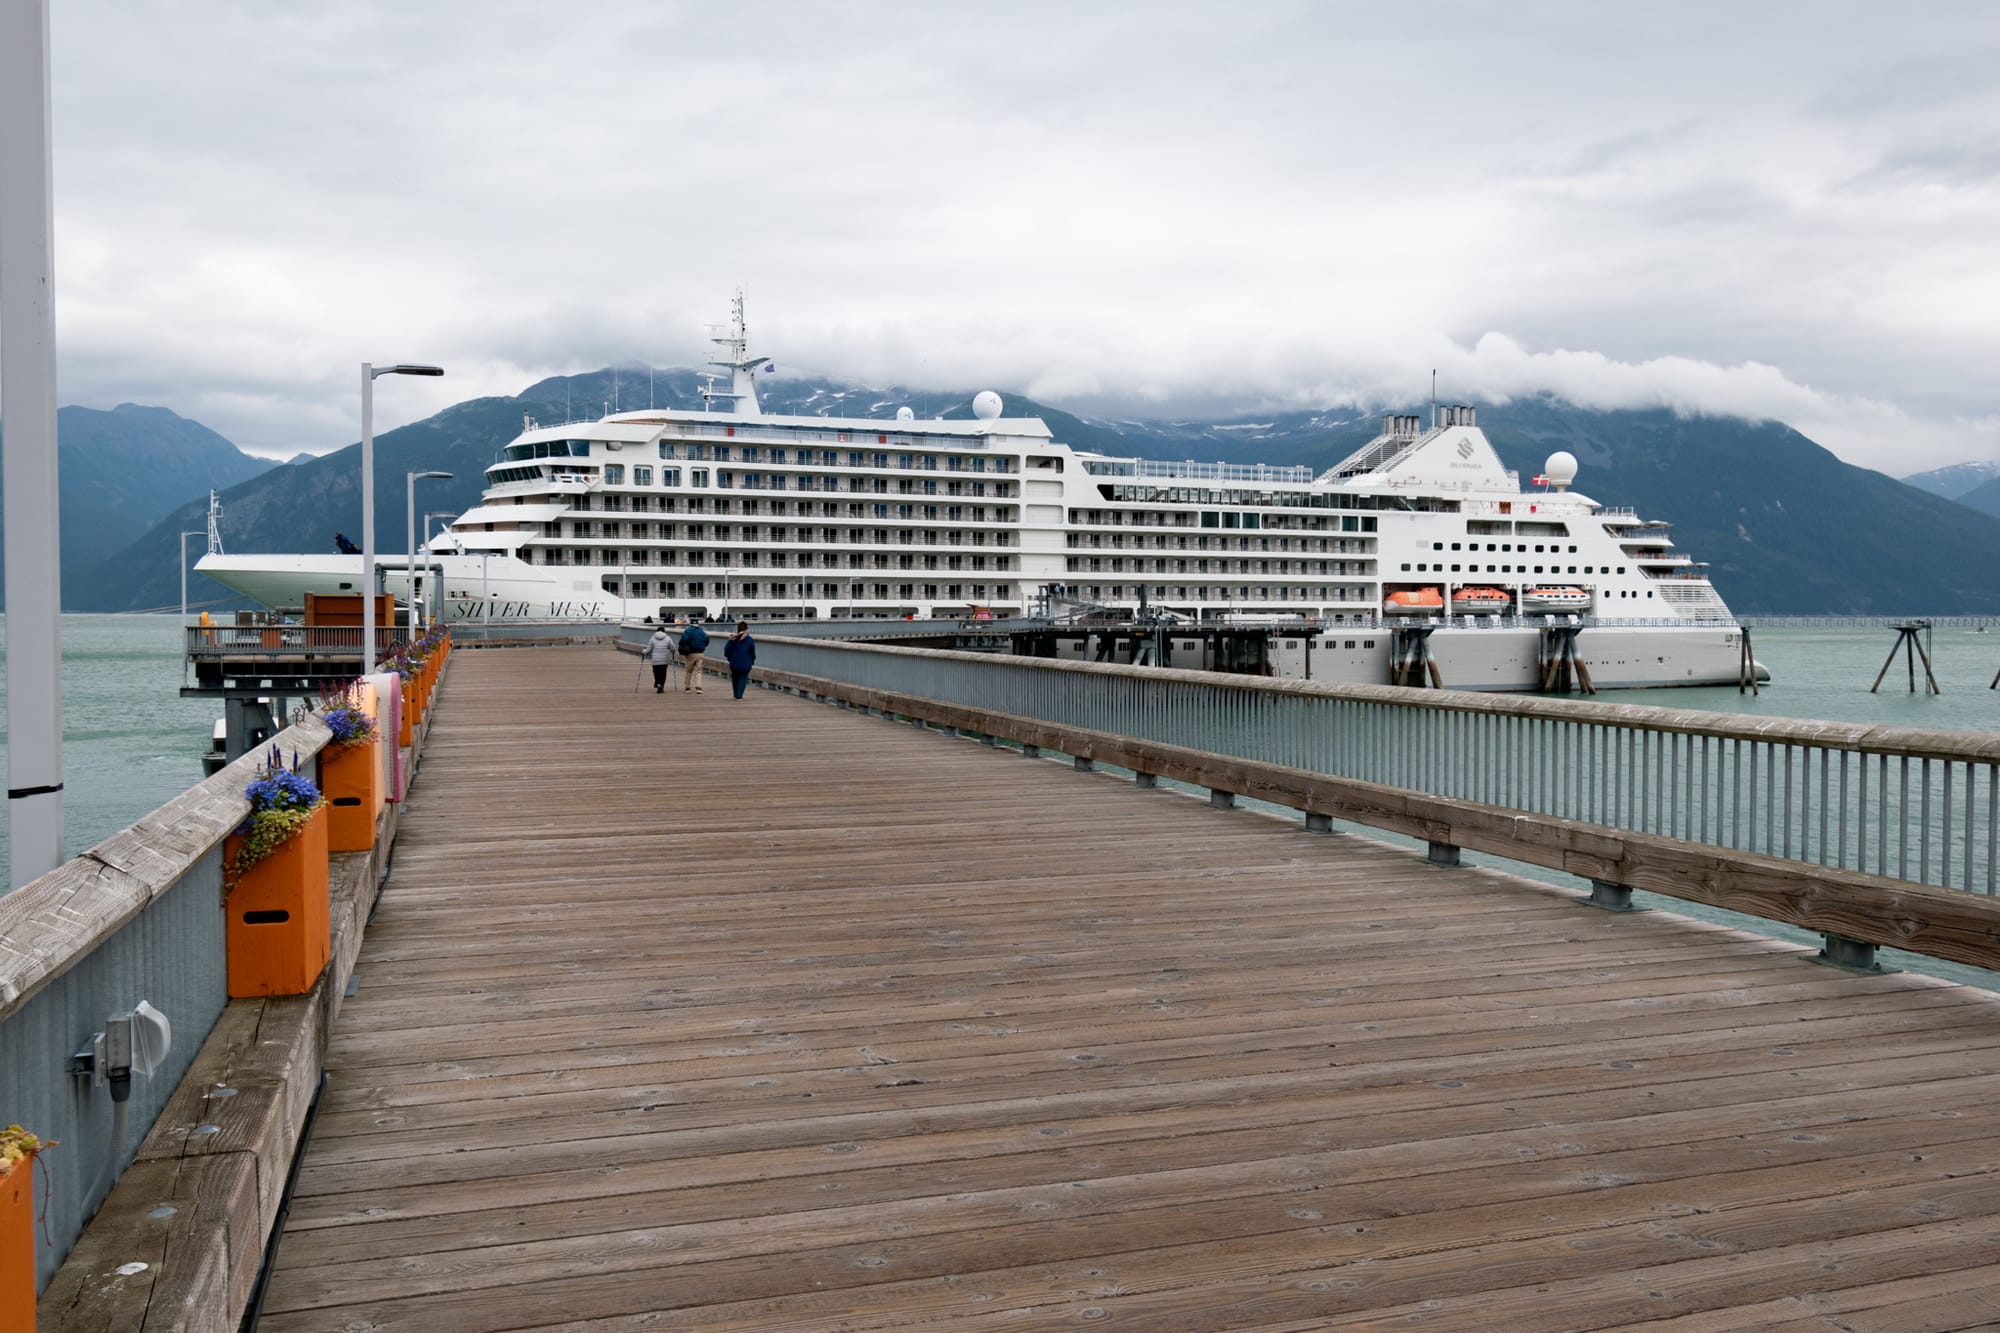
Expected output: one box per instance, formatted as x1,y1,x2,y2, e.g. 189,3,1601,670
1210,789,1236,810
1134,772,1158,788
1426,841,1461,867
1582,879,1639,912
1814,933,1894,975
1304,812,1332,833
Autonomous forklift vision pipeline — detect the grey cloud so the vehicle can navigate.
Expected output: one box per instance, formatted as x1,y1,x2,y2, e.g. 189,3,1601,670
23,0,2000,477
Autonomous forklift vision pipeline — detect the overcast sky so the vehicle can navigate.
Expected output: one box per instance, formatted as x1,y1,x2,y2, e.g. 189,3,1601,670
29,1,2000,474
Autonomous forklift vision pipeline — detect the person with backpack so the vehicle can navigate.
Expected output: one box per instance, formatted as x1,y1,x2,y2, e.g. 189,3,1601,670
677,620,710,692
723,621,756,699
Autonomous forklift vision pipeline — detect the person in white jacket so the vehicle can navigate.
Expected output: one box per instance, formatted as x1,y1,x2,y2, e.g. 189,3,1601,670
644,627,675,692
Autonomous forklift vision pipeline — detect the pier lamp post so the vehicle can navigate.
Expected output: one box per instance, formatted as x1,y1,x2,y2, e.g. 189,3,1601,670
362,363,443,673
407,470,453,631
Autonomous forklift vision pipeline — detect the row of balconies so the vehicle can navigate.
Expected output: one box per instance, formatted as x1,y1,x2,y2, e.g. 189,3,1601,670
535,547,1016,571
1066,557,1370,576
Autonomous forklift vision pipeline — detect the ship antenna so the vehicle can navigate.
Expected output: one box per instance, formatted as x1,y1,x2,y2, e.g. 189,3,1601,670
698,289,770,418
206,489,224,555
1430,369,1436,431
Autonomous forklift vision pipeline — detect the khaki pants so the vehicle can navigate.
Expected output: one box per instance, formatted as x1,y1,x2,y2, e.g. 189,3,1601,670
680,652,703,689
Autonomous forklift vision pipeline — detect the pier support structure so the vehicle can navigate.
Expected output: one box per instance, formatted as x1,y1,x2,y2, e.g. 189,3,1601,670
1871,621,1940,694
1390,626,1444,688
1537,625,1595,694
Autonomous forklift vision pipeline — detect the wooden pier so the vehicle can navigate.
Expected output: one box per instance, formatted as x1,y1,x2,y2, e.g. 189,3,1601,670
256,646,2000,1329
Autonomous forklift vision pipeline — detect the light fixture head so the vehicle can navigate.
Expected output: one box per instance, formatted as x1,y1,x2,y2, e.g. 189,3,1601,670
374,364,444,379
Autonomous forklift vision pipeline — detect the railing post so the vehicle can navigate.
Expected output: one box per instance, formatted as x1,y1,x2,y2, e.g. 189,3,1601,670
1021,744,1041,759
1210,789,1236,809
1817,933,1886,973
1426,841,1460,867
1134,772,1157,788
1305,812,1332,833
1074,756,1095,772
1584,879,1636,912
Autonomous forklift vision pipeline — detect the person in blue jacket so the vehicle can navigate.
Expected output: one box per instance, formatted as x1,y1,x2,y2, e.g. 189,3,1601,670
677,620,710,692
723,620,757,699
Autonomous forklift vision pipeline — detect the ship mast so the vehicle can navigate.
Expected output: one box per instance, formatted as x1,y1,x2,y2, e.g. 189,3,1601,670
698,290,771,418
205,489,224,555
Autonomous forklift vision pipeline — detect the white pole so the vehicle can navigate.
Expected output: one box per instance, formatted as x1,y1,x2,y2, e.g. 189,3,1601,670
361,364,377,673
406,473,415,635
2,0,65,889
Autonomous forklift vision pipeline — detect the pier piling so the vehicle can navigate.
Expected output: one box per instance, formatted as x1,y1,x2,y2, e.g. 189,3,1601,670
1536,625,1596,694
1870,621,1941,694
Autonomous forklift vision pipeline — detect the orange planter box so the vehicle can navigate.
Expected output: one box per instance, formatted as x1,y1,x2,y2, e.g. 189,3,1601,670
1,1156,32,1329
222,804,331,998
319,741,380,852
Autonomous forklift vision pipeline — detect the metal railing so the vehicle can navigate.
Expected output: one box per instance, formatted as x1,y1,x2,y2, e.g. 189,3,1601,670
738,635,2000,913
0,718,331,1290
184,625,411,660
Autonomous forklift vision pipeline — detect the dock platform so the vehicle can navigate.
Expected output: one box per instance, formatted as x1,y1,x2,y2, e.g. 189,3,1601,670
259,645,2000,1329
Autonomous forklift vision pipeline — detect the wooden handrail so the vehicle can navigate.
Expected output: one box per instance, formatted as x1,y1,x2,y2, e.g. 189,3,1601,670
755,662,2000,974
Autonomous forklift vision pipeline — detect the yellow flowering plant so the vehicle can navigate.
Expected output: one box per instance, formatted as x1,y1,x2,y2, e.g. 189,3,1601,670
0,1125,49,1172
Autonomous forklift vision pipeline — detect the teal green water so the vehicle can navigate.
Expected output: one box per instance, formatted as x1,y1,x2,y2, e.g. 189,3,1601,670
0,615,225,869
6,617,2000,986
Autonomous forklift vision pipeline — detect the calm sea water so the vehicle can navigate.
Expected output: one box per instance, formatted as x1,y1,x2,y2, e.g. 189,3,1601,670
5,616,1999,984
0,615,225,869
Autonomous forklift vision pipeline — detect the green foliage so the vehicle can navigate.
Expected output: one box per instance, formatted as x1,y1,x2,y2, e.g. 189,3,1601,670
227,752,323,888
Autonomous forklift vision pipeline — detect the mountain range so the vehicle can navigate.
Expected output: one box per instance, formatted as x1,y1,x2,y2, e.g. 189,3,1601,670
1902,460,2000,520
14,372,2000,617
0,404,275,607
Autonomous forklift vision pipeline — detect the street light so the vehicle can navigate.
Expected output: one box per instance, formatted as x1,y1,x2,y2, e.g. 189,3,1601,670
362,363,443,673
408,470,453,631
425,510,455,551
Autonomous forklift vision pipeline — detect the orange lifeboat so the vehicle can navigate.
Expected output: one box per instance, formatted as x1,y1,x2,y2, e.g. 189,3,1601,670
1450,586,1511,615
1383,587,1444,615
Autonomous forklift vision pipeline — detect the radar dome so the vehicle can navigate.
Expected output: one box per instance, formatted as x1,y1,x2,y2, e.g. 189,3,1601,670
1543,450,1579,490
895,405,915,421
972,390,1003,420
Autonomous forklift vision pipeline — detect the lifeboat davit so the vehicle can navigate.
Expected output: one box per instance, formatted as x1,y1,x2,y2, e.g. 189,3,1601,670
1383,587,1444,615
1450,586,1511,615
1521,585,1592,612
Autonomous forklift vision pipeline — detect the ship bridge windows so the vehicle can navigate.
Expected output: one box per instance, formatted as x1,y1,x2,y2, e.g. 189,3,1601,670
605,464,624,485
504,439,589,462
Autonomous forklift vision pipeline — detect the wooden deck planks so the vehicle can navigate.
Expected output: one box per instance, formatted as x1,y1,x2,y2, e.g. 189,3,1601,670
258,645,2000,1331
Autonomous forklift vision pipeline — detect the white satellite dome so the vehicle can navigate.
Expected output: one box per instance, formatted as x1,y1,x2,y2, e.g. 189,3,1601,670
895,405,914,421
971,390,1003,420
1543,450,1579,491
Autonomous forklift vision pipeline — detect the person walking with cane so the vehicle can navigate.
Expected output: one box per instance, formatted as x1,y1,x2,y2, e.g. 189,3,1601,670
724,620,756,699
677,619,710,692
643,624,674,693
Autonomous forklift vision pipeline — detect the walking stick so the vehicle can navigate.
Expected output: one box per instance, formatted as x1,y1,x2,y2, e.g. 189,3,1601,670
634,653,646,693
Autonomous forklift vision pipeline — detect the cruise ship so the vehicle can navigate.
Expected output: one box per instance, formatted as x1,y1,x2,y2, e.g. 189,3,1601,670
199,303,1758,690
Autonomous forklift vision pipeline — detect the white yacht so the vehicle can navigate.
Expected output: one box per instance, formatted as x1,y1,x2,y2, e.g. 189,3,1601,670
199,300,1758,690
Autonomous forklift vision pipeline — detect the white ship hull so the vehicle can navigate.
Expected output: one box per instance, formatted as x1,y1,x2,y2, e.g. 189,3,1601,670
1061,623,1752,691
